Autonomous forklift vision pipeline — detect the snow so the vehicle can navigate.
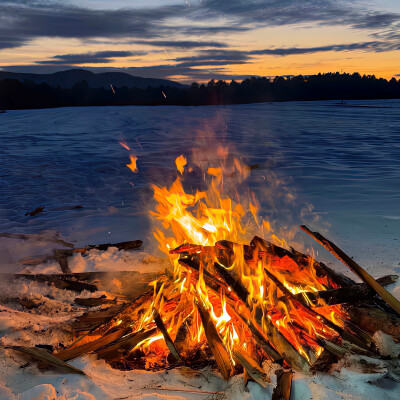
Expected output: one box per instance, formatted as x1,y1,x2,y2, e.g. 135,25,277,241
1,100,400,398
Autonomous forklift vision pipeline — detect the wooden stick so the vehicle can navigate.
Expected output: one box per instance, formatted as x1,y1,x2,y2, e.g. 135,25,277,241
301,225,400,316
96,328,157,361
7,346,85,375
272,369,293,400
56,327,130,361
153,309,181,362
196,300,232,380
233,346,268,388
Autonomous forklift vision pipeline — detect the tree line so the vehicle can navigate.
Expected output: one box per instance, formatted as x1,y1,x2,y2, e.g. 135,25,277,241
0,72,399,110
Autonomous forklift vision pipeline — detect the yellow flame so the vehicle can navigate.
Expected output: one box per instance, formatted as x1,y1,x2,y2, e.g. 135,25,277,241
127,155,138,173
175,155,187,175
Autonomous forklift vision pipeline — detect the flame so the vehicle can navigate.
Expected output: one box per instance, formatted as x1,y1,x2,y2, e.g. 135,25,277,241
117,153,349,368
175,155,187,175
127,155,138,173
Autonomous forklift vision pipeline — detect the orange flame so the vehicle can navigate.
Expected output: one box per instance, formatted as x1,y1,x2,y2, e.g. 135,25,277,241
127,155,138,173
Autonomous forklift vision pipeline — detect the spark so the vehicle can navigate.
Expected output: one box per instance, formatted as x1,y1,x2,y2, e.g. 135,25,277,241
162,91,167,99
185,0,190,6
129,181,135,187
126,155,138,173
119,141,130,151
110,84,116,94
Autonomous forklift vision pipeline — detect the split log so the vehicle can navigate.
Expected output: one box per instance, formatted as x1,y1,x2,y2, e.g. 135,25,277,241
251,236,355,288
153,309,181,362
7,346,85,375
196,300,232,380
234,346,268,388
301,225,400,316
242,341,259,386
347,307,400,340
174,318,192,355
70,304,126,332
56,327,131,361
263,267,374,352
96,328,157,361
272,369,293,400
287,275,398,307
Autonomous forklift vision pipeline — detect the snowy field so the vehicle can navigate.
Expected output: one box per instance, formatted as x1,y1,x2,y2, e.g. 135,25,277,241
0,100,400,399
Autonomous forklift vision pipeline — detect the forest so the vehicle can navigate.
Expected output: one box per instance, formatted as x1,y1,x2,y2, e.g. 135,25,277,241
1,72,399,109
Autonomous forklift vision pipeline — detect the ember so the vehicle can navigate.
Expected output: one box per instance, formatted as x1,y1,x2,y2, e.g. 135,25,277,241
51,154,400,394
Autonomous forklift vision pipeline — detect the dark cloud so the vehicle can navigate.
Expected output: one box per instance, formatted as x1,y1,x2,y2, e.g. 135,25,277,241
0,2,182,51
0,0,399,57
350,12,400,29
36,50,142,65
174,50,250,67
131,40,228,49
251,41,399,56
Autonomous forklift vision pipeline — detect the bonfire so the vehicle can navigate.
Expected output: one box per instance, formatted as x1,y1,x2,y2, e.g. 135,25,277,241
8,154,400,399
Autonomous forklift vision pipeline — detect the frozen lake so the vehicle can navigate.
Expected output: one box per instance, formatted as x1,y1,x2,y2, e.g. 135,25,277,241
1,99,400,274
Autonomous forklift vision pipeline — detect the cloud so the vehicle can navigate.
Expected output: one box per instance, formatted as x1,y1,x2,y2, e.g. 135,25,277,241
174,49,250,67
251,41,399,56
36,50,142,65
131,40,228,49
0,1,183,51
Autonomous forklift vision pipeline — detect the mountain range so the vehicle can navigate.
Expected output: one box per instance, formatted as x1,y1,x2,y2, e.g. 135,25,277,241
0,69,185,89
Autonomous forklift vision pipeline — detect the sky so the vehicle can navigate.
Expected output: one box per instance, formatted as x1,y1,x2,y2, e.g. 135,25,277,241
0,0,400,83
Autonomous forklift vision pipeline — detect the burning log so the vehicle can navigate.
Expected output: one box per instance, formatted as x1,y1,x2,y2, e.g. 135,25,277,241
234,346,268,388
56,327,131,361
196,299,232,380
250,236,355,288
272,369,293,400
263,267,375,352
153,309,181,362
96,328,157,362
287,275,398,307
178,257,283,362
301,225,400,316
214,265,311,372
174,318,192,355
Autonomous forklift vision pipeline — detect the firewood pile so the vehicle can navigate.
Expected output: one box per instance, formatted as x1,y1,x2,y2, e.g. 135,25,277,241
21,226,397,397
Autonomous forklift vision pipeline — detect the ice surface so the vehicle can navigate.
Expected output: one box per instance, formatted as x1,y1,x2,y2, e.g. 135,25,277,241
1,100,400,398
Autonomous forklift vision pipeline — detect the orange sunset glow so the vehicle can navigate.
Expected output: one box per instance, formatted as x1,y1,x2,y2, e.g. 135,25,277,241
1,0,399,82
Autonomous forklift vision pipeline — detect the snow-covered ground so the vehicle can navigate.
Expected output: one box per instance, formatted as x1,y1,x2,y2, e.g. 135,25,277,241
1,100,400,398
1,250,400,400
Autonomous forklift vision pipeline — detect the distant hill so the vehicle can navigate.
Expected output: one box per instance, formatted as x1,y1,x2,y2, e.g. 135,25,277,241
0,69,185,89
